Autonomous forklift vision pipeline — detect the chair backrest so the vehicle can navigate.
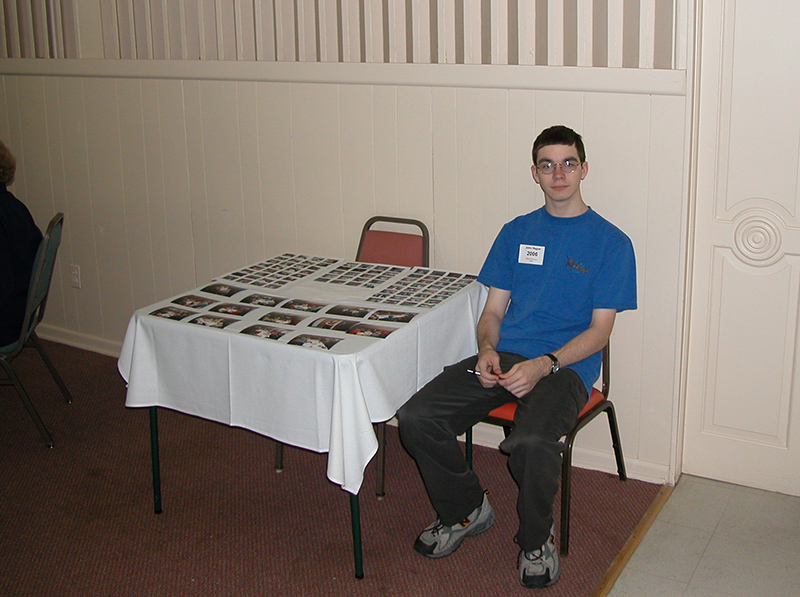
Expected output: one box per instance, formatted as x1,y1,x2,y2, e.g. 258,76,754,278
579,343,610,417
17,212,64,349
599,341,610,398
356,216,430,267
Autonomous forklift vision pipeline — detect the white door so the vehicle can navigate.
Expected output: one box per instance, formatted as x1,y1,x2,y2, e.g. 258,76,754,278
683,0,800,496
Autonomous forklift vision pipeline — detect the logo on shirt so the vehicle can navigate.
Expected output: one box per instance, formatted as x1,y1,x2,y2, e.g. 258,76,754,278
565,257,589,273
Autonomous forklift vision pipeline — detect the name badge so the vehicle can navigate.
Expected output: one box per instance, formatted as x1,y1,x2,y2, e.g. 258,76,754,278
519,244,545,265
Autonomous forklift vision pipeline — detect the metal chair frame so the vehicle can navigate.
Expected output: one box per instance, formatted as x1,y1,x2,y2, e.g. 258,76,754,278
355,216,430,268
1,212,73,447
464,343,626,554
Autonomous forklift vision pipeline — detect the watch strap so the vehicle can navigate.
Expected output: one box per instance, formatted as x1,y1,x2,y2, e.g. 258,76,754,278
544,353,559,374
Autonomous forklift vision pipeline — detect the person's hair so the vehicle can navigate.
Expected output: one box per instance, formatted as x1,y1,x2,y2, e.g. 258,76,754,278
531,125,586,164
0,140,16,186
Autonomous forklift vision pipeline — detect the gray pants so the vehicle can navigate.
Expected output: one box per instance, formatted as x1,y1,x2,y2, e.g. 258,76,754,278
396,352,587,551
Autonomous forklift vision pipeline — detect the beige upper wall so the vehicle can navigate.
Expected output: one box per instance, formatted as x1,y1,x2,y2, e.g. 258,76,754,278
62,0,678,68
73,0,104,59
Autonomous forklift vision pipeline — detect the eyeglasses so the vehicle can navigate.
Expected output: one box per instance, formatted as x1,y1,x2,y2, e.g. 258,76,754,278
536,159,582,175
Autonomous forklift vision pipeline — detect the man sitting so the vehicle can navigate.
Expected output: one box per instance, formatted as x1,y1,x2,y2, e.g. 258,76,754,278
397,125,637,589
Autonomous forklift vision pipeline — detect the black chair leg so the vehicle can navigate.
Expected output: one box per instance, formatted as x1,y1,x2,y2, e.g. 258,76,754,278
465,427,473,469
1,359,54,447
560,436,575,555
29,333,73,404
559,402,626,555
606,404,627,480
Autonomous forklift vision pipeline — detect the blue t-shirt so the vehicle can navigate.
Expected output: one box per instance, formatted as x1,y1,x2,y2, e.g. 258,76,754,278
477,206,637,395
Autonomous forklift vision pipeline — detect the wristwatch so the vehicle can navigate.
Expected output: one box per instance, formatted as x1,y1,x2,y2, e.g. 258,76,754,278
544,353,560,375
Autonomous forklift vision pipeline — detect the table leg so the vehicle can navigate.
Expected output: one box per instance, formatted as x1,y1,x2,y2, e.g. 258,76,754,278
375,421,386,497
149,406,163,514
149,405,363,576
349,492,364,579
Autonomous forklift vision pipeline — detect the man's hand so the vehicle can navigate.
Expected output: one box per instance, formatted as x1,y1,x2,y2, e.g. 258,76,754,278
474,287,511,388
475,348,503,388
497,357,551,398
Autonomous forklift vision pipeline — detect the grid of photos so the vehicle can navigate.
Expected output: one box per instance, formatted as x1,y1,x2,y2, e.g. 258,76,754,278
365,268,478,308
212,254,479,311
308,316,399,339
217,253,338,289
253,301,409,349
146,255,478,352
314,262,405,288
148,293,416,352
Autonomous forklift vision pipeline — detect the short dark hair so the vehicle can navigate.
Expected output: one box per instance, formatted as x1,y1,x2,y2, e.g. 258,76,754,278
0,140,16,186
532,125,586,163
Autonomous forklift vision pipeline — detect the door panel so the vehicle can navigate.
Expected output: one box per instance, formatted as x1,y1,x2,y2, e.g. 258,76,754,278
684,0,800,495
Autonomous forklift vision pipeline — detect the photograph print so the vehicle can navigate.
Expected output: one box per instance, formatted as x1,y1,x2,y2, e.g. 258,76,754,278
188,314,238,328
326,304,370,318
309,317,357,332
172,294,217,309
288,334,343,351
201,283,245,297
259,311,307,326
282,299,328,313
240,324,289,340
240,293,285,307
150,306,195,320
367,309,417,323
346,323,397,338
209,303,258,316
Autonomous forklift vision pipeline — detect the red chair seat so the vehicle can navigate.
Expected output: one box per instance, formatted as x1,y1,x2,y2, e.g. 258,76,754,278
486,400,517,421
486,387,606,424
582,388,606,416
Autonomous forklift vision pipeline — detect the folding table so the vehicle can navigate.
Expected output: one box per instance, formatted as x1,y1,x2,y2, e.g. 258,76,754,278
118,253,486,578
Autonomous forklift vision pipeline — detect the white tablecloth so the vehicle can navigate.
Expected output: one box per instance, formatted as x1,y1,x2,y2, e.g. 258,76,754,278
118,255,486,493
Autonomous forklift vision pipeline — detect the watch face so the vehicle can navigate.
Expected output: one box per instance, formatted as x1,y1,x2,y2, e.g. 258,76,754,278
545,353,559,374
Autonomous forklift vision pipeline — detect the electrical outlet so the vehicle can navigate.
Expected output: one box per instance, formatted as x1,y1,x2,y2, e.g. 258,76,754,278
69,265,81,289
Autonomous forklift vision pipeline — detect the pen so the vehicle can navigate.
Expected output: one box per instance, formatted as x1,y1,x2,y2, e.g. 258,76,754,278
466,369,481,376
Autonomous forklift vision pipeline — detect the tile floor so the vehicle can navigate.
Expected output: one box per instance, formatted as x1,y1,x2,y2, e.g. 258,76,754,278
608,474,800,596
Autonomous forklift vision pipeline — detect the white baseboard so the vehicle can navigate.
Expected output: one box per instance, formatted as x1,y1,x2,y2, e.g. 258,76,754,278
568,444,671,485
36,324,122,358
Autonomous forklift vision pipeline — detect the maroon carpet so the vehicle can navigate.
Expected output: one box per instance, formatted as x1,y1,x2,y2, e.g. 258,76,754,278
0,340,661,596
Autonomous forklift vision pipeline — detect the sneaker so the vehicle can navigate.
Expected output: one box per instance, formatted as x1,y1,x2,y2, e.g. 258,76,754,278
413,491,495,558
518,525,560,589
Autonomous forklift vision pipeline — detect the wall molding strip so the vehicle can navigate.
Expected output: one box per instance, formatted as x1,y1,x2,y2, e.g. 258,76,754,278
0,58,686,96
